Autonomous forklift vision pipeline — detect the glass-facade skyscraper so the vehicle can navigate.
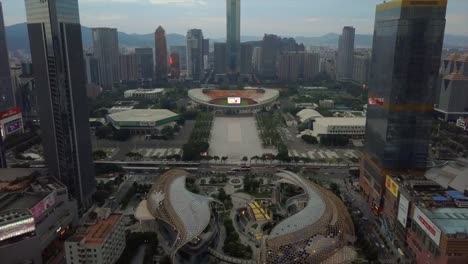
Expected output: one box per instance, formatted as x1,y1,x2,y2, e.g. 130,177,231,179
25,0,96,209
226,0,240,74
155,26,168,81
186,29,204,81
360,0,447,210
92,27,120,91
0,2,13,168
336,26,355,80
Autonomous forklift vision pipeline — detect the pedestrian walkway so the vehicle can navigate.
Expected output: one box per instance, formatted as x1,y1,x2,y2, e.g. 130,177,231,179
288,149,359,160
134,148,182,159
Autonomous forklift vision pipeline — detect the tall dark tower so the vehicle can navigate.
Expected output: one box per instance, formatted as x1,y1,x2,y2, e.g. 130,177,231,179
25,0,96,209
226,0,241,74
359,0,447,211
0,1,13,168
155,26,168,81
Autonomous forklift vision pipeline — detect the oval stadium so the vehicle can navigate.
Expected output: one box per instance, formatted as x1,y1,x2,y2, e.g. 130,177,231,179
188,88,279,113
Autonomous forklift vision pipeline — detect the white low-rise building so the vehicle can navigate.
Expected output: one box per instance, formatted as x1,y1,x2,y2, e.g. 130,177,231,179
296,109,323,123
124,88,165,99
310,117,366,138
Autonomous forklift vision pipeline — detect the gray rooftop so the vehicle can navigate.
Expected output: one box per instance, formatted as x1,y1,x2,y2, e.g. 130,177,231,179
424,207,468,235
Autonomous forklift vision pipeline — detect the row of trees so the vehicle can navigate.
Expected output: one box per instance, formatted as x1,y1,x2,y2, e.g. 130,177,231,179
223,218,253,259
256,112,285,147
183,113,214,161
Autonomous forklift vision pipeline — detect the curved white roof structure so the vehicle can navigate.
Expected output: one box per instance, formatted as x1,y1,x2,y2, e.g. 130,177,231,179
260,171,356,264
145,169,220,261
270,172,326,237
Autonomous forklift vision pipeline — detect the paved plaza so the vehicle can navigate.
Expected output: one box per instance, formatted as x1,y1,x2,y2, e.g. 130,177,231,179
209,117,273,160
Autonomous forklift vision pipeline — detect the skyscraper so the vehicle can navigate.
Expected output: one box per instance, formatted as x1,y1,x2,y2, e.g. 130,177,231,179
260,34,281,79
0,2,13,168
0,2,13,112
155,26,168,81
352,54,370,85
303,53,320,81
170,46,187,71
240,43,253,74
119,54,138,81
336,26,355,80
92,28,120,91
226,0,241,74
203,38,210,70
214,43,227,74
135,48,154,79
84,53,100,85
169,52,180,79
360,0,447,211
252,47,262,72
25,0,96,208
186,29,204,81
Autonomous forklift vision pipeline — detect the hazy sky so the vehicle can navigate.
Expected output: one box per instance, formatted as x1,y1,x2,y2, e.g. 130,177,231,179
2,0,468,37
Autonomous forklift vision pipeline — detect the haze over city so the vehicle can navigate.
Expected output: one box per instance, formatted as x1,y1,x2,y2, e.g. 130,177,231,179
2,0,468,36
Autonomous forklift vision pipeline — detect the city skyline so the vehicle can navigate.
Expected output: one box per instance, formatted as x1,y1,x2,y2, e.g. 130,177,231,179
2,0,468,37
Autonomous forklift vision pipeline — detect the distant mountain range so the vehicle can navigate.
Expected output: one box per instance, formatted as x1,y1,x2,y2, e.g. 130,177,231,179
5,22,468,53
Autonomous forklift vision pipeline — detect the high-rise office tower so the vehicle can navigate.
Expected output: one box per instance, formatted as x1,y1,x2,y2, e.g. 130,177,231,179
240,43,253,74
84,53,100,85
186,29,204,81
92,28,120,91
260,34,281,79
203,39,210,70
336,26,355,80
0,2,14,112
226,0,241,74
304,53,320,81
170,46,187,71
252,47,262,72
169,52,180,79
119,54,138,81
25,0,96,208
0,2,14,168
135,48,154,79
155,26,168,81
352,54,370,85
360,0,447,211
214,43,227,74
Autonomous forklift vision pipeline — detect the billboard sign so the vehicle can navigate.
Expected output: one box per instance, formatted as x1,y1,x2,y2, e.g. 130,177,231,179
0,107,21,120
385,176,399,197
413,207,441,246
227,97,241,105
368,97,384,106
30,192,57,220
6,119,22,134
397,195,410,227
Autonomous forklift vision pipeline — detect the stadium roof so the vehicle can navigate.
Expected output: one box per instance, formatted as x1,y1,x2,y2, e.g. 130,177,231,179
188,88,279,105
107,109,179,127
296,109,323,123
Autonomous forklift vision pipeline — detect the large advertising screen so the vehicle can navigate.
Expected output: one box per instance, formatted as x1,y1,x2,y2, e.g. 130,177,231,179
0,217,35,242
413,207,441,246
6,119,22,134
30,192,57,220
227,97,241,105
397,195,409,227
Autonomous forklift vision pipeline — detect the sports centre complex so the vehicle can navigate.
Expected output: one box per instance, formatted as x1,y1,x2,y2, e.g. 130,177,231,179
188,88,279,113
